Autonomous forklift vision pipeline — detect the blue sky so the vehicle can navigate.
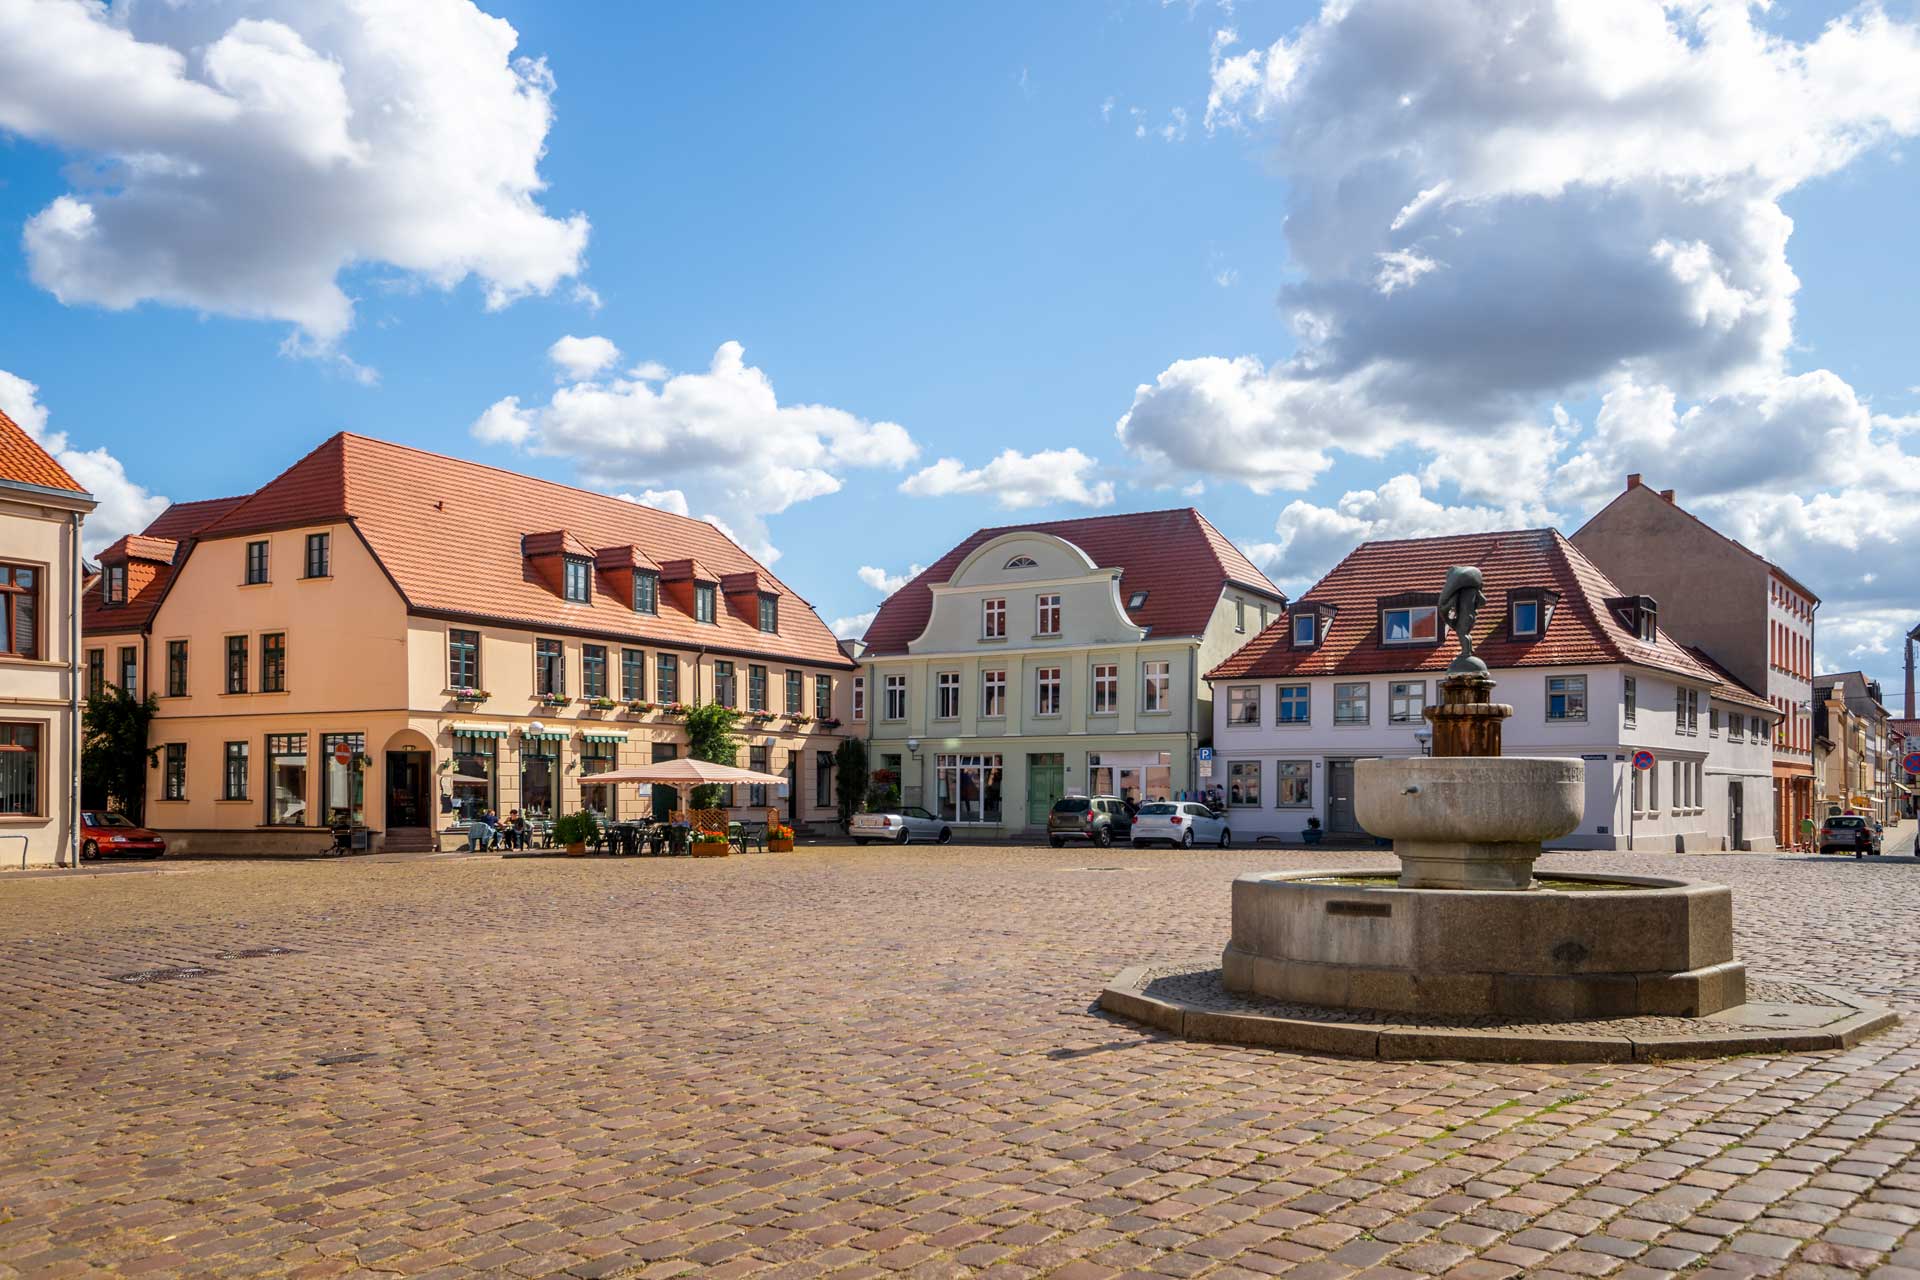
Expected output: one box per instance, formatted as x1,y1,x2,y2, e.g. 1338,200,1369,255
2,0,1918,696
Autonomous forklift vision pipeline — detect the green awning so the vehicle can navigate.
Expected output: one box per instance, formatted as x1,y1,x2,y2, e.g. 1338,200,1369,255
523,729,571,741
451,724,507,739
581,731,628,743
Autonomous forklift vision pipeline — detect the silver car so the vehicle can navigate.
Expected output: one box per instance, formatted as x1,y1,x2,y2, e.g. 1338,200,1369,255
849,806,953,845
1131,801,1230,849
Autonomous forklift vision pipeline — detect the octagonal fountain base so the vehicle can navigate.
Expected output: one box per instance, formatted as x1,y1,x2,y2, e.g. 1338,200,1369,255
1224,868,1743,1020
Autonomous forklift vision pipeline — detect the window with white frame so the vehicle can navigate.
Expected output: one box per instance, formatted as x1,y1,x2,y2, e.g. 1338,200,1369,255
1275,761,1310,808
1624,676,1637,725
1091,663,1118,715
1710,706,1720,737
1278,683,1309,725
1293,614,1317,646
1228,760,1261,806
981,669,1006,717
1685,688,1700,734
1389,680,1427,724
1382,605,1439,645
883,674,907,720
852,675,865,721
982,597,1006,639
935,671,960,719
1546,675,1586,721
1034,667,1062,716
1512,598,1540,636
1141,660,1170,713
1671,760,1683,814
1227,686,1260,725
1334,682,1369,725
1235,599,1246,633
1036,594,1061,636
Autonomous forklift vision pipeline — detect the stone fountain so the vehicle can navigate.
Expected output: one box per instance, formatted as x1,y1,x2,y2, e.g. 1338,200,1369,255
1100,564,1894,1060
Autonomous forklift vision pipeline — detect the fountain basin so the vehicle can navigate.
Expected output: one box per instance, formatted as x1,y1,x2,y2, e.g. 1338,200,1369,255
1222,869,1745,1019
1357,757,1584,889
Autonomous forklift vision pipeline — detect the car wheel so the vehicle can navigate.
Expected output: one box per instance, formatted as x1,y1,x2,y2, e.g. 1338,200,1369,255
1219,828,1231,848
1181,831,1194,849
81,839,98,862
1094,826,1112,848
897,829,911,846
938,828,952,845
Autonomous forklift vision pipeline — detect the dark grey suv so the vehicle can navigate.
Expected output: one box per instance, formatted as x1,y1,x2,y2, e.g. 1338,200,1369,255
1048,795,1130,848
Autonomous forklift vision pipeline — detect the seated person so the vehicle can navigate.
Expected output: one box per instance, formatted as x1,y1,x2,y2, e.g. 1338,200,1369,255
468,808,500,851
505,809,531,849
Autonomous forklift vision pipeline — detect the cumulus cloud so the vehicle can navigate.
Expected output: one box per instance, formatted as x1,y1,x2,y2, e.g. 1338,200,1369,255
831,610,876,640
618,488,690,517
0,0,590,354
475,340,917,563
1125,0,1920,691
900,448,1116,510
857,563,925,595
0,369,167,555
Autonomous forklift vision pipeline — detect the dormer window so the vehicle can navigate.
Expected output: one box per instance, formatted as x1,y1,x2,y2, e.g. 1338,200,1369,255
103,564,127,605
1513,600,1539,635
1128,590,1148,610
1293,614,1317,647
563,557,592,603
1606,594,1659,643
695,582,716,624
1508,587,1560,640
1005,555,1038,570
633,570,658,615
757,592,778,633
1382,605,1438,645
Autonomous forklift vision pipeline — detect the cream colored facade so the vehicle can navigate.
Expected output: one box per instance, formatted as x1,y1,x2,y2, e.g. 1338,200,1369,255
0,477,93,867
860,530,1281,834
95,522,852,853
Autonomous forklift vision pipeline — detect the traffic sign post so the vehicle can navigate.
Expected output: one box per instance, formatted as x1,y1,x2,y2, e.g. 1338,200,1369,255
1629,751,1655,849
1904,751,1920,776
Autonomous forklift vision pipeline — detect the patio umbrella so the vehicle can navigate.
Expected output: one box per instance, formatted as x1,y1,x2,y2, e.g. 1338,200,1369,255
587,759,787,787
442,773,492,785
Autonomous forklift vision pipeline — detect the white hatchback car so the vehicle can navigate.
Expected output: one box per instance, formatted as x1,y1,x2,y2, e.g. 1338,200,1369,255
1131,801,1230,849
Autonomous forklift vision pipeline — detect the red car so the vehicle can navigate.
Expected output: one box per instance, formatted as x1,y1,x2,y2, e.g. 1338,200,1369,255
80,811,167,860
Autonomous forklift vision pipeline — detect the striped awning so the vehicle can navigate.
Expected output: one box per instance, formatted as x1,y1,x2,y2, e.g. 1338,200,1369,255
524,729,571,742
451,723,507,739
581,731,628,743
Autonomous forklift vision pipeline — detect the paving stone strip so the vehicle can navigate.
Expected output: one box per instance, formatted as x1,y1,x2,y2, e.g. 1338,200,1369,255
0,844,1914,1278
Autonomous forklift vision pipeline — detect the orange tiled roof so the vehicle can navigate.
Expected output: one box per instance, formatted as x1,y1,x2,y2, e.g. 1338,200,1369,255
83,499,238,637
187,433,854,668
142,495,247,542
1207,529,1726,688
99,534,179,565
0,407,86,493
861,508,1283,657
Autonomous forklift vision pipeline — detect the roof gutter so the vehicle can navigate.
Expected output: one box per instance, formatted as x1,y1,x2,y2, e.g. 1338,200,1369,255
0,475,95,508
69,509,84,869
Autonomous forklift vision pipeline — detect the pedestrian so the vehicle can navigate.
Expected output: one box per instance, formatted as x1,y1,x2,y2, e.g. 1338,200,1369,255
1799,813,1815,852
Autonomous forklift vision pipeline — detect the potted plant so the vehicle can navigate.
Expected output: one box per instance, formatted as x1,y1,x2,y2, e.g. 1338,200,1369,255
450,687,490,704
540,694,571,709
1302,816,1324,845
789,714,813,728
767,823,795,853
818,717,842,730
551,810,598,856
627,700,655,714
663,703,690,719
690,826,730,857
588,696,619,711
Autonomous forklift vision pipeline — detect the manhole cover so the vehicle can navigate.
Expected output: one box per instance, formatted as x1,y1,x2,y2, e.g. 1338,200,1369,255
215,946,301,960
111,966,220,984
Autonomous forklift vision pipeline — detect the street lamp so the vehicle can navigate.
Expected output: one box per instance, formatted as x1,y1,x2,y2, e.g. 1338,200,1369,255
1414,727,1433,757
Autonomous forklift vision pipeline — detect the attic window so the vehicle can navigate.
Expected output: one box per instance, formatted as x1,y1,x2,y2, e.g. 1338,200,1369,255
1292,614,1318,647
103,564,127,605
757,592,778,633
633,570,658,615
563,557,592,603
1005,555,1038,569
1606,594,1658,643
1128,590,1148,609
1508,587,1560,640
1382,605,1439,646
695,582,716,624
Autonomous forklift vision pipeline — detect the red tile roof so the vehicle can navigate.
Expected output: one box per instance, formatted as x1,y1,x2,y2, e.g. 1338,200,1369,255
98,534,179,565
180,433,854,668
0,407,86,493
1207,529,1728,690
861,508,1282,656
141,495,247,542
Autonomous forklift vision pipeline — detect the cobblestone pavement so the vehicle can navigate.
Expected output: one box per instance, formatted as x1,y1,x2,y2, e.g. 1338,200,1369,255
1,841,1917,1279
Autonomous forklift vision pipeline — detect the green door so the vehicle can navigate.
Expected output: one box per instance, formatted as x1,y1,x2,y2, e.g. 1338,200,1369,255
1026,753,1065,826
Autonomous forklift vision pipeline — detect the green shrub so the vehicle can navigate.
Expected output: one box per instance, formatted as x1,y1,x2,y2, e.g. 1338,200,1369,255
551,810,599,846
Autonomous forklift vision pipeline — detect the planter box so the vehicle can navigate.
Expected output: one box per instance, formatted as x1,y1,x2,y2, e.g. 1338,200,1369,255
767,838,794,853
690,841,730,858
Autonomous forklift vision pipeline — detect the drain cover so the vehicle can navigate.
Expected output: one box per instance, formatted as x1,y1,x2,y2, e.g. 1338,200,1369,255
111,966,220,984
215,946,301,960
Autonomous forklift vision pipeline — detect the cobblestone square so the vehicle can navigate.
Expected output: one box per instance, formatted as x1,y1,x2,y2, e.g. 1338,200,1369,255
1,843,1917,1278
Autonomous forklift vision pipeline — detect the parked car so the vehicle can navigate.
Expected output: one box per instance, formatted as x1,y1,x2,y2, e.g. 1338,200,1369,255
1047,795,1132,848
1818,815,1882,858
79,811,167,860
1131,801,1230,849
849,806,952,845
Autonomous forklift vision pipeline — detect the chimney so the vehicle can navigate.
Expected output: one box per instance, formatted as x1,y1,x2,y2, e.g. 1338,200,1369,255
1659,489,1675,504
1626,473,1642,490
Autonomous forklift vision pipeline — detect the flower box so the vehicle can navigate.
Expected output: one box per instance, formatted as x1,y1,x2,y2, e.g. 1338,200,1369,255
767,825,795,853
818,718,842,730
450,688,491,703
587,697,619,710
662,704,690,718
539,695,572,708
627,701,655,714
690,833,730,857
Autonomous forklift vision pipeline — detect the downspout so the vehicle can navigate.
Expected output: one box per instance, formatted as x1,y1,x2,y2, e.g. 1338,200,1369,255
69,510,83,869
1187,644,1198,801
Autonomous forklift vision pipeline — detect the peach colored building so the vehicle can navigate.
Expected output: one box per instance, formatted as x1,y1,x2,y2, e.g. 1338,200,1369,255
83,434,855,853
0,409,95,867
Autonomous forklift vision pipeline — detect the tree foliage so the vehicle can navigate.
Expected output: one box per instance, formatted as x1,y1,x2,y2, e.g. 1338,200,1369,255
834,737,868,828
685,701,741,810
81,685,159,820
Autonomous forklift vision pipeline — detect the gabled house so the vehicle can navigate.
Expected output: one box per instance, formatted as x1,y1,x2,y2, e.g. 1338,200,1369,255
0,408,96,865
857,508,1284,834
1206,529,1778,851
82,433,856,853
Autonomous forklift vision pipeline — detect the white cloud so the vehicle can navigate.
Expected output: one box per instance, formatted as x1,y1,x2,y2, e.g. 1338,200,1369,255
0,369,167,555
831,610,876,640
900,448,1116,510
0,0,589,354
857,563,924,595
548,335,621,383
475,339,918,532
617,488,689,517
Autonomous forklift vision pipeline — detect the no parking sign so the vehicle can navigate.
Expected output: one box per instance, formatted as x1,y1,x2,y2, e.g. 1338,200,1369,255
1632,750,1655,771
